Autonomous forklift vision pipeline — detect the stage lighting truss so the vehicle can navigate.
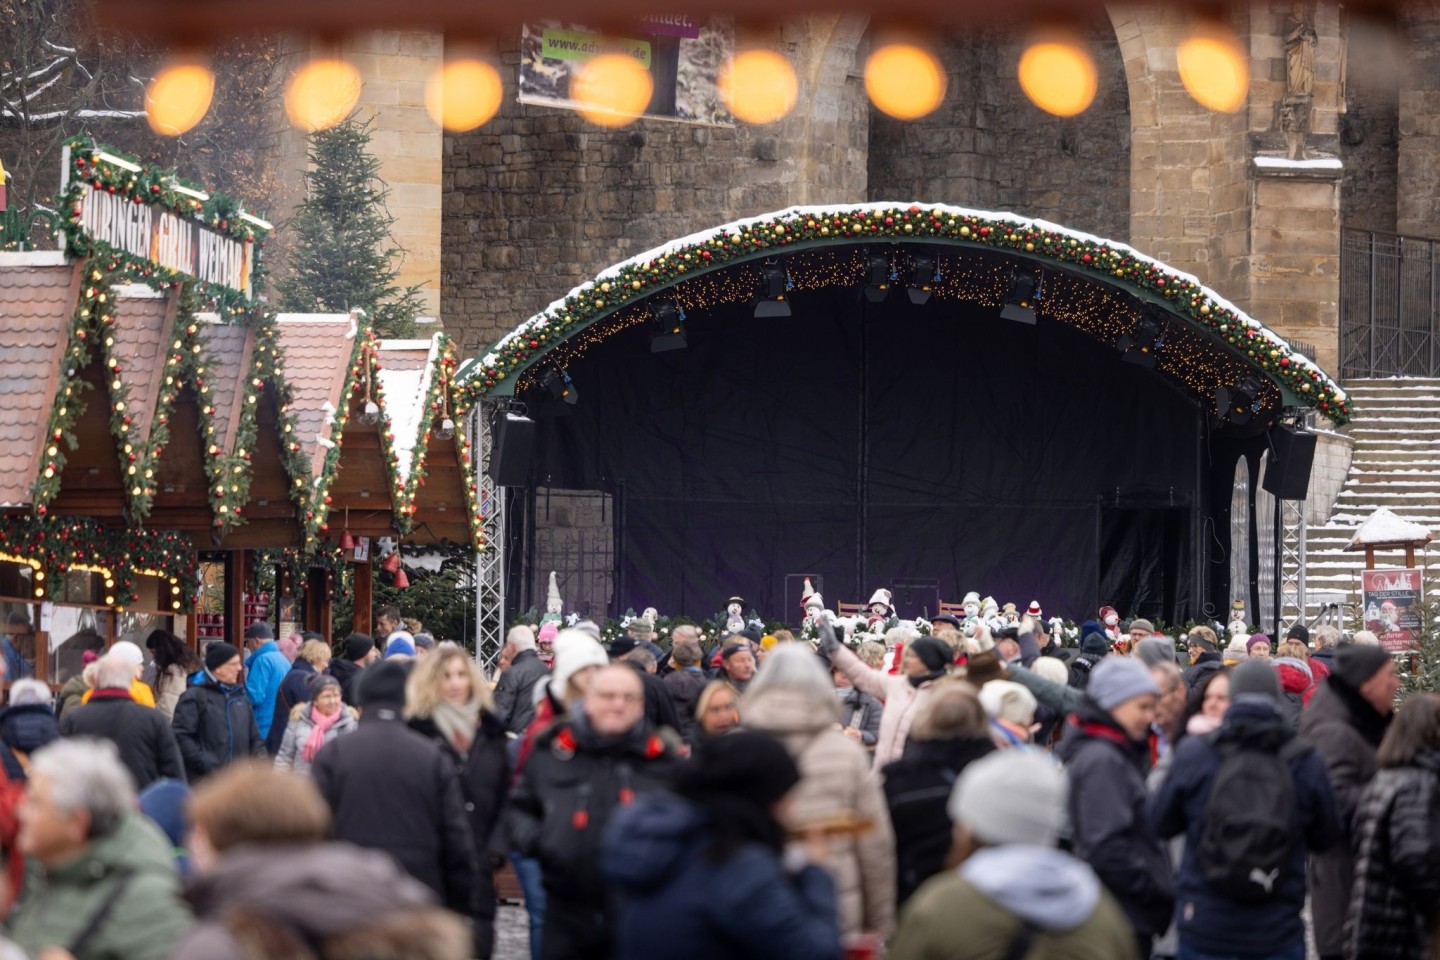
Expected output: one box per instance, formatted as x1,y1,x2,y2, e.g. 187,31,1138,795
649,298,688,353
999,270,1041,324
908,252,941,305
1216,374,1264,425
864,250,895,303
753,258,793,318
1116,307,1168,368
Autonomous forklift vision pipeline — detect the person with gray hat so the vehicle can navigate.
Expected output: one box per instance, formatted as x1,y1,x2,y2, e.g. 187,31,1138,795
1054,656,1174,957
890,750,1139,960
1150,659,1342,960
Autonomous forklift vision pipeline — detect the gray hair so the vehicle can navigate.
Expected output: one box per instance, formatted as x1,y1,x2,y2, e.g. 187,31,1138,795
7,679,51,707
1311,625,1340,649
885,625,917,648
95,654,135,691
672,624,701,646
622,647,656,669
743,645,837,715
30,738,136,837
506,626,537,652
671,637,702,667
1352,630,1381,647
1148,660,1183,694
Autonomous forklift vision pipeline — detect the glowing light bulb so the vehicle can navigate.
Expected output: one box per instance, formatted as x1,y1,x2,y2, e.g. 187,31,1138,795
1018,39,1097,117
146,58,215,136
285,58,363,132
719,49,798,125
1178,24,1249,113
425,58,503,131
572,54,653,127
864,43,947,120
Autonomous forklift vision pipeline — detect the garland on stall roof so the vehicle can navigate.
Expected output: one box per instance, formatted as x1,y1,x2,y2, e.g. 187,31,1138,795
453,203,1351,425
370,346,414,534
0,516,196,611
59,137,267,322
395,337,475,540
456,406,485,551
244,317,313,526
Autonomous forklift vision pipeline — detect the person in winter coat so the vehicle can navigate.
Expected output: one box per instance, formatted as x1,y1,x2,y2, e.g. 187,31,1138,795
492,627,550,734
890,750,1139,960
505,664,681,960
145,630,201,722
274,676,357,776
60,654,186,791
312,660,478,920
173,762,470,960
406,642,511,960
56,652,100,721
171,643,267,782
1300,644,1400,960
881,682,994,905
1054,656,1174,957
1150,660,1343,960
0,679,59,779
818,621,949,771
833,666,882,751
1183,627,1225,692
240,623,289,742
78,641,157,708
328,633,378,705
1068,627,1110,689
662,632,709,744
742,646,896,938
265,639,331,756
1345,692,1440,960
617,646,682,733
601,731,841,960
1272,641,1318,729
9,738,193,960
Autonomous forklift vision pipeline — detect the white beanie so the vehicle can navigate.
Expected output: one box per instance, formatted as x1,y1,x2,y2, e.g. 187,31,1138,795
551,628,608,702
978,680,1037,726
949,751,1067,847
1029,656,1069,687
109,640,145,666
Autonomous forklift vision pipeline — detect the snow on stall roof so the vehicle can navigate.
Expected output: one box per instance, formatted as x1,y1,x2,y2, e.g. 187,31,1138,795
1347,507,1435,548
468,201,1345,402
376,336,441,481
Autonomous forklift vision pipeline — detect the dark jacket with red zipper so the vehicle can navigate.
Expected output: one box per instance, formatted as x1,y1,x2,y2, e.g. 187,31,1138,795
504,710,680,912
1054,700,1175,942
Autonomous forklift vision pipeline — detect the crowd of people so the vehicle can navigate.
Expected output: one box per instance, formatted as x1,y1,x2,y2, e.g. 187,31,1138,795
0,601,1431,960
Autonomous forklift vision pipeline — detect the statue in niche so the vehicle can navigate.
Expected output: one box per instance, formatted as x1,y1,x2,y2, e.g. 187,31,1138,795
1284,3,1318,99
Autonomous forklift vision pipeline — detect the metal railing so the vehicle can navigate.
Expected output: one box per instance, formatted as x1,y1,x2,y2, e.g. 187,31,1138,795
1340,228,1440,378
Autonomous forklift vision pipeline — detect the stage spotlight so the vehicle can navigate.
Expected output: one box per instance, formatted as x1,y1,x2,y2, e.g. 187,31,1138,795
542,368,578,405
649,298,688,353
1000,271,1040,324
1216,375,1264,425
908,253,940,305
865,252,893,304
1116,309,1167,368
754,259,792,318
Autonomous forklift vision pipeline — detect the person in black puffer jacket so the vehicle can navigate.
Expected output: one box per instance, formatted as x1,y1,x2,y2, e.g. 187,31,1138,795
881,683,993,906
328,633,378,705
1054,656,1174,958
405,642,511,960
0,679,60,779
1346,692,1440,960
505,664,681,960
171,642,267,782
1068,626,1110,690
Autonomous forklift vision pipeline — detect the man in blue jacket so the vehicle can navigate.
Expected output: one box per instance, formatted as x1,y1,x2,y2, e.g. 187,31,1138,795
242,622,289,743
1150,659,1343,960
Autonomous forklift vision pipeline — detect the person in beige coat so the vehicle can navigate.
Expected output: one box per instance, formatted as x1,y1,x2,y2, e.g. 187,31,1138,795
146,629,202,722
742,644,897,938
819,622,952,772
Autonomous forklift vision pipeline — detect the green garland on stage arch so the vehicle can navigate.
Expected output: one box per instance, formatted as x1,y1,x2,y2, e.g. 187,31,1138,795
454,203,1350,426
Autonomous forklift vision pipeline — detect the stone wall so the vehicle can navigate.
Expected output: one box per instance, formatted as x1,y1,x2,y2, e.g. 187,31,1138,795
866,19,1131,242
1398,4,1440,238
441,17,870,355
1339,13,1400,235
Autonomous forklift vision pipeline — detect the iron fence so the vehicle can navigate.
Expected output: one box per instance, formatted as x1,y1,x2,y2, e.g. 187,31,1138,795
1340,228,1440,378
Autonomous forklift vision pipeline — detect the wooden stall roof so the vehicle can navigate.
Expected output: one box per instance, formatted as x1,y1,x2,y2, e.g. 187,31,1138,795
199,318,258,455
275,313,359,482
109,284,176,446
376,338,436,489
0,254,78,508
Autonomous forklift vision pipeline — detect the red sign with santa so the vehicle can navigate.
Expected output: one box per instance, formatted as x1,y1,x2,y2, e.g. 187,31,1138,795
1362,568,1422,653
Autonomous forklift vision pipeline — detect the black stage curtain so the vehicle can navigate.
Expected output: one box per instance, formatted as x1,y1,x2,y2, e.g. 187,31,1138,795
526,285,1203,623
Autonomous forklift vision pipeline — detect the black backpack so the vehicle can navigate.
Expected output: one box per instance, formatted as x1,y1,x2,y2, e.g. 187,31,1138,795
1195,732,1309,898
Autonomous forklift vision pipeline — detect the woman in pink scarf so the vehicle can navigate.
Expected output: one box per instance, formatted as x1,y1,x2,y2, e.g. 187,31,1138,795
274,675,358,775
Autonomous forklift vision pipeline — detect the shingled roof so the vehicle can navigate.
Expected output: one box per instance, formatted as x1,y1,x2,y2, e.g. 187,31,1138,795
275,314,359,479
0,255,79,508
199,320,256,454
109,285,175,446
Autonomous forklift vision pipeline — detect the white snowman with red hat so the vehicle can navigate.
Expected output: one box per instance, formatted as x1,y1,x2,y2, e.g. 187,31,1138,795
866,588,896,635
799,578,828,632
1099,605,1124,642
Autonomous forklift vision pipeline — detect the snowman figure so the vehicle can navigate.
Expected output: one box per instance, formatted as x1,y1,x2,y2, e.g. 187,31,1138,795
541,571,564,626
866,588,894,633
962,591,982,621
1228,601,1249,642
725,596,747,636
800,579,827,631
1099,606,1123,642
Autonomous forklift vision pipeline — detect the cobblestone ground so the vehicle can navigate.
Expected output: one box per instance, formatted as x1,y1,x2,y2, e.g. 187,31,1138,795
492,904,530,960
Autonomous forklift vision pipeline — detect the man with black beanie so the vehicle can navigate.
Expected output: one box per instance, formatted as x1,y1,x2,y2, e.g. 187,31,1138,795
311,660,479,927
171,641,266,782
1299,644,1400,960
328,633,377,705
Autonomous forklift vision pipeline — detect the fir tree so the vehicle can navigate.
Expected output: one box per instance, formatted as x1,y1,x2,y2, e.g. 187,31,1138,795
276,116,424,337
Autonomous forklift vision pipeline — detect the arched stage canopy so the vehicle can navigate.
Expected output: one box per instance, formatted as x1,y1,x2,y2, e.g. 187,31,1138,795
455,203,1346,626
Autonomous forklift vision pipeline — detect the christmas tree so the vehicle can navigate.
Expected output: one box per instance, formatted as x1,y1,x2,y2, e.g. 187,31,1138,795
276,116,424,337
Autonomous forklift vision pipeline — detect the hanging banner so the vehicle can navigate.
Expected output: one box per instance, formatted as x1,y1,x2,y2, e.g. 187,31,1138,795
518,18,734,124
1362,567,1423,653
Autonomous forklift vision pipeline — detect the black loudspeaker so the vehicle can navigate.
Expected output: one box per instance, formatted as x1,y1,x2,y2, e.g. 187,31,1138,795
1262,425,1317,500
488,413,535,487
